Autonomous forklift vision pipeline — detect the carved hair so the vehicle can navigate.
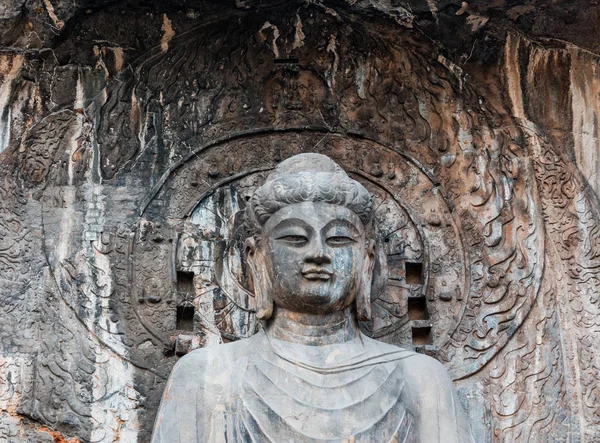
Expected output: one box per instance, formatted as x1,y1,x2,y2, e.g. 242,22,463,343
245,153,373,233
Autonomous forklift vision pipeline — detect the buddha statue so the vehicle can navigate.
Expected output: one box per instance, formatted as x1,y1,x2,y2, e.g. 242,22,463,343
151,153,474,442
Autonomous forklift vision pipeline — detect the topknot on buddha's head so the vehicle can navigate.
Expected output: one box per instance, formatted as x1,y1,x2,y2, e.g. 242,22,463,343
245,153,373,234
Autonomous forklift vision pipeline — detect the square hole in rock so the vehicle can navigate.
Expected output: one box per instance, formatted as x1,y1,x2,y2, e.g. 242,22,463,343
405,262,423,285
412,326,432,346
408,297,428,320
176,306,195,331
273,58,299,64
177,271,194,293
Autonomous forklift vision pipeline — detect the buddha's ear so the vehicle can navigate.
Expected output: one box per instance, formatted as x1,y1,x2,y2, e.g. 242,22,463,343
244,236,257,259
244,236,273,320
356,239,376,321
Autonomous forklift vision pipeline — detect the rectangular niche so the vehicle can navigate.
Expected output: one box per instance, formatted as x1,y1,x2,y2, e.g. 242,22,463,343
408,297,428,320
177,271,195,294
405,262,423,285
176,306,195,331
411,325,432,346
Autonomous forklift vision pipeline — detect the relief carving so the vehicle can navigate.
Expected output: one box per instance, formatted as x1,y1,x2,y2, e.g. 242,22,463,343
0,2,598,441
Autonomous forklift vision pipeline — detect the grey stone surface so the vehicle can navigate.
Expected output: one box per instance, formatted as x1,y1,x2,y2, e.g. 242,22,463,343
151,154,474,441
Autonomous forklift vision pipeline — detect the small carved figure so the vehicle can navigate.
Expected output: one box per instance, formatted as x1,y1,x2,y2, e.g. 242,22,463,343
151,153,474,442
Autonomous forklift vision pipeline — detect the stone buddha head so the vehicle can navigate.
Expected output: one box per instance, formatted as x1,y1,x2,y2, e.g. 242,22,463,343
244,153,378,323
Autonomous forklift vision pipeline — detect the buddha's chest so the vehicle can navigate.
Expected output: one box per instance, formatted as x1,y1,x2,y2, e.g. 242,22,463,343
214,353,417,443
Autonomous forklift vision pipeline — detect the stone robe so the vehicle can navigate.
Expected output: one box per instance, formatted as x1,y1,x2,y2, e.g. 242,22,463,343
151,330,474,442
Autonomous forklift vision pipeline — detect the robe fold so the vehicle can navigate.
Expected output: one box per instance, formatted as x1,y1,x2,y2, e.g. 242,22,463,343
151,330,474,443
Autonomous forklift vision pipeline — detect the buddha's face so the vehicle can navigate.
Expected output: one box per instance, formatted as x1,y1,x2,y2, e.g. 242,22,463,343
249,202,373,315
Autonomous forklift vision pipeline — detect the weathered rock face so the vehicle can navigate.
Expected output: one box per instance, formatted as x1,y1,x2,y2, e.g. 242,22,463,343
0,1,599,442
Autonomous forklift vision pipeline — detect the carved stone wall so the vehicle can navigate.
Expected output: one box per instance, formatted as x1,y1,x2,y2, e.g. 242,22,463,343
0,1,599,442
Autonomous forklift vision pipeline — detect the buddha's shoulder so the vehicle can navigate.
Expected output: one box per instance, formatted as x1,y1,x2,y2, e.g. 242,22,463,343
362,335,452,383
401,352,452,381
170,333,263,378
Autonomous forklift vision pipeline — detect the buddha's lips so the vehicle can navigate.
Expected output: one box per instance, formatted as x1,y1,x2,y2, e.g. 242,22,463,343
302,269,333,280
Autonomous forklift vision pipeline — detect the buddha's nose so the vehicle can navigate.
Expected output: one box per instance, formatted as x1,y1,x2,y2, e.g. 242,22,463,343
306,237,332,265
310,249,331,265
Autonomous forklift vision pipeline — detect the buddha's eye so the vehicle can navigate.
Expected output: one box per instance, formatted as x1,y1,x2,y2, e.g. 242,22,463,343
276,235,308,245
326,236,356,246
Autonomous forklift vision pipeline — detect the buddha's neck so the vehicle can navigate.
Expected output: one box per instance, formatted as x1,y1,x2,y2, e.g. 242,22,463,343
266,306,360,346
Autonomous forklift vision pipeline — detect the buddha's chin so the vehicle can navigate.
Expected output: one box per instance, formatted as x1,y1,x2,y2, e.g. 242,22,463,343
296,289,347,310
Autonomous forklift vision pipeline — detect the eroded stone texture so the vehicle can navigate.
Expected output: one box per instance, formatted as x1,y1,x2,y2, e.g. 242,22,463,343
151,153,474,442
0,1,599,442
